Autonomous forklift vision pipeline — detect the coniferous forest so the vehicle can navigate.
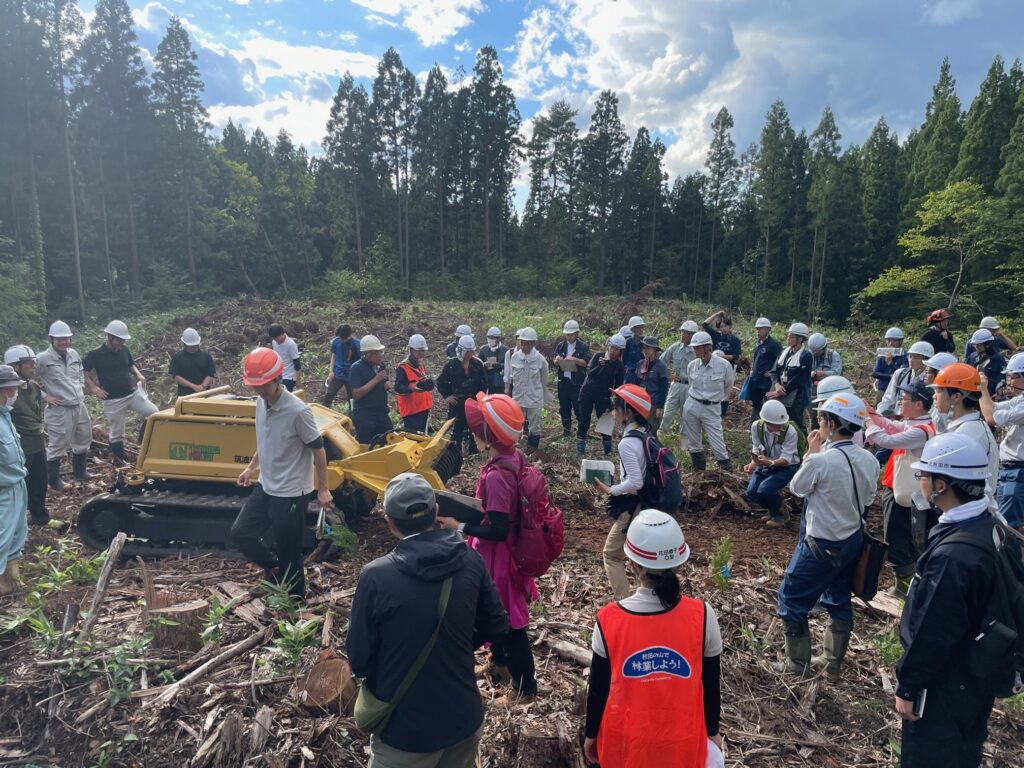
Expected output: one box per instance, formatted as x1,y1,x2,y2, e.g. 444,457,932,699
3,0,1024,340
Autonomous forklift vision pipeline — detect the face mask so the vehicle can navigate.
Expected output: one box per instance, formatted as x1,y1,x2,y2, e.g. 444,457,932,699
5,391,17,407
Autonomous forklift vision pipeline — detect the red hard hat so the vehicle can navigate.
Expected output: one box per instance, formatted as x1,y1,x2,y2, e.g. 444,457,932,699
610,384,652,420
465,393,524,447
928,308,952,323
243,347,284,386
932,362,981,393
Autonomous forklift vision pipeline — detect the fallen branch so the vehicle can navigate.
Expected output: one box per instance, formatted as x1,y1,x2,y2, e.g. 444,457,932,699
143,625,273,709
79,532,127,640
541,637,591,667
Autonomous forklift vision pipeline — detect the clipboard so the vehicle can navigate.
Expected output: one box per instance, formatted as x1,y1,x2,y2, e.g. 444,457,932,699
595,412,615,436
558,358,578,373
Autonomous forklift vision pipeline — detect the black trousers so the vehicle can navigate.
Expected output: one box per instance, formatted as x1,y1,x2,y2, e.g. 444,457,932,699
447,400,478,455
402,410,429,434
25,450,48,523
490,627,537,695
883,491,920,574
321,377,351,408
557,378,581,432
749,385,767,424
351,408,393,444
577,391,612,450
283,379,296,392
229,485,307,597
901,676,994,767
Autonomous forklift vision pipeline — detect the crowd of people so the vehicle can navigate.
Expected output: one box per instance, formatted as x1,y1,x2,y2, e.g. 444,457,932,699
0,306,1022,768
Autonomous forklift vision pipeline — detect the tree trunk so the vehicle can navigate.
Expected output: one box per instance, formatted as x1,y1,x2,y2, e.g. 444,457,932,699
62,119,85,322
648,194,657,284
98,155,116,313
707,214,716,302
394,163,403,282
437,175,445,273
233,251,261,297
544,174,557,274
763,224,771,292
121,138,141,297
693,204,703,298
352,179,363,272
259,225,289,295
483,164,491,264
22,53,46,320
181,138,196,279
816,216,829,321
807,224,819,315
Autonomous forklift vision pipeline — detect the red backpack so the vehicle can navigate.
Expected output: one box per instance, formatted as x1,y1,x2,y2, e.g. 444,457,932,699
490,459,565,578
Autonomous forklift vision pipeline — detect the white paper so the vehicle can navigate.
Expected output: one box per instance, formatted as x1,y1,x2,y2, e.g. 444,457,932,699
706,740,725,768
595,412,615,436
558,358,578,373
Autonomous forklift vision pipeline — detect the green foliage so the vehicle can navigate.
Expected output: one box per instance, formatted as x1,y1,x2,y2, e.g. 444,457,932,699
260,575,302,616
739,623,767,652
710,536,733,591
327,524,360,559
200,593,243,645
872,621,903,667
103,633,152,705
273,617,321,669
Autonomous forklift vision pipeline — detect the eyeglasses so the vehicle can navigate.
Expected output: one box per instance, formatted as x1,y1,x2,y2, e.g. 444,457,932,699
913,472,931,480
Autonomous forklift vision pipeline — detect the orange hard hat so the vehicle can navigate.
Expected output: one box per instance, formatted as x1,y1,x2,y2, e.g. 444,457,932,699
242,347,284,386
610,384,652,419
928,308,952,323
932,362,981,393
465,392,524,447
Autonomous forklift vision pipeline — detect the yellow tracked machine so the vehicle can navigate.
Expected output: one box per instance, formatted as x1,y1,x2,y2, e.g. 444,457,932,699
77,387,462,556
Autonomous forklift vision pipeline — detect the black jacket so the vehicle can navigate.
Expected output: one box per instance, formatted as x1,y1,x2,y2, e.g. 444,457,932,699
437,357,487,401
581,352,625,399
921,327,956,355
347,529,509,752
896,511,998,699
554,339,591,384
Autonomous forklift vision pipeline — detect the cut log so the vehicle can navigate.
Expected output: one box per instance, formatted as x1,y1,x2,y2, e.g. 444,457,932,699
516,726,569,768
79,532,127,640
149,598,209,652
297,649,357,715
541,637,591,667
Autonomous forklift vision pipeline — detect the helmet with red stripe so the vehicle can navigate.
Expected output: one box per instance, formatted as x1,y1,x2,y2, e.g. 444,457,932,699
610,383,652,420
465,392,524,447
623,509,689,569
243,347,284,386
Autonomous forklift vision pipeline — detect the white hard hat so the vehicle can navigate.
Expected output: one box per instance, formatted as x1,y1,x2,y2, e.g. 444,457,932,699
679,320,700,333
408,334,428,351
623,509,689,568
970,328,994,345
609,334,627,350
787,322,809,338
563,320,580,334
515,329,524,339
980,316,1000,330
755,317,772,329
628,315,645,329
911,433,991,481
360,334,385,352
1006,352,1024,375
689,331,713,347
759,399,789,425
48,320,72,338
925,352,958,372
180,328,201,346
104,320,131,339
519,327,539,342
619,325,632,338
819,393,868,428
807,333,828,352
813,375,854,403
4,345,36,365
486,326,502,338
908,341,935,358
455,324,472,338
457,335,476,351
884,326,905,341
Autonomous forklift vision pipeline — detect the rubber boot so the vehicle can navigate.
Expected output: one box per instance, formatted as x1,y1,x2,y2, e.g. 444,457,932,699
527,434,540,453
886,565,915,599
689,451,707,471
6,560,20,584
110,441,127,463
811,619,853,682
72,452,92,481
47,459,65,491
764,497,791,528
576,438,586,458
716,457,733,471
602,436,612,455
0,570,13,596
770,622,811,676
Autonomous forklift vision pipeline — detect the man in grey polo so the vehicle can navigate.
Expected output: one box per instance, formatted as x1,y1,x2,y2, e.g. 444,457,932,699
229,348,333,598
36,321,93,489
660,320,698,453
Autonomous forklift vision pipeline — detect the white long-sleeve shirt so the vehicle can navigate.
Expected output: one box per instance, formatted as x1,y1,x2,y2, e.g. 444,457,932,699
507,348,551,409
993,394,1024,463
750,421,800,465
877,366,925,417
945,412,999,507
686,354,735,402
611,423,647,496
789,442,879,541
864,414,934,455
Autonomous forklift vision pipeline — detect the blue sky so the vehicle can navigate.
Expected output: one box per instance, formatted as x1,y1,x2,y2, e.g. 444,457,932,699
82,0,1024,196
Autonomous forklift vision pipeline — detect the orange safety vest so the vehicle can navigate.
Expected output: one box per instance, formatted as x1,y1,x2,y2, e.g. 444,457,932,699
881,423,936,488
596,597,707,768
396,361,433,417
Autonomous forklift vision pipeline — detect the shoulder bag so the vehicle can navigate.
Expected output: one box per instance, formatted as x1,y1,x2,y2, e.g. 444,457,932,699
838,449,888,601
354,575,453,733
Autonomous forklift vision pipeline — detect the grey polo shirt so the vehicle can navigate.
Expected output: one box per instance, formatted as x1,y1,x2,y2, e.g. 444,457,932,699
37,346,86,406
256,389,321,497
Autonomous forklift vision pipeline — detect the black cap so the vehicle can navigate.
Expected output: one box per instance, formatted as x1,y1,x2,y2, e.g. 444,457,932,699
898,379,934,407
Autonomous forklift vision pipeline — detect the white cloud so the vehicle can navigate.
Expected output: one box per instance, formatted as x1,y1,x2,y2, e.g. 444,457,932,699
365,12,401,28
454,40,470,52
350,0,484,46
924,0,982,24
227,0,251,6
208,92,334,150
234,36,378,83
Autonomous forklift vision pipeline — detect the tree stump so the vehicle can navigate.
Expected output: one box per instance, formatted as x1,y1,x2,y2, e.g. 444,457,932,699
148,591,208,652
297,649,357,715
516,726,569,768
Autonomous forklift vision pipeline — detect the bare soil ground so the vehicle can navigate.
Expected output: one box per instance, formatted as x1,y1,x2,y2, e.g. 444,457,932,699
1,296,1021,767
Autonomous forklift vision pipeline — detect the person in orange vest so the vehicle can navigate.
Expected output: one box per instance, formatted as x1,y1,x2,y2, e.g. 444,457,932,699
394,334,435,434
584,510,724,768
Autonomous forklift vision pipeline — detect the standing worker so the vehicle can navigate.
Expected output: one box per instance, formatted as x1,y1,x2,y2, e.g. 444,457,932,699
808,333,842,403
323,324,360,408
437,336,487,455
583,511,724,768
637,337,669,434
83,321,159,463
268,324,302,392
774,394,878,680
553,320,590,437
965,329,1005,397
703,310,741,418
169,328,216,398
348,335,394,445
36,321,92,488
4,347,49,525
682,331,735,471
979,354,1024,530
745,318,782,423
446,324,473,359
623,316,646,384
0,365,28,595
576,335,626,457
768,323,814,432
744,400,803,528
963,316,1016,359
507,327,552,452
479,327,508,394
660,321,698,454
921,309,955,354
873,327,908,403
229,348,333,599
896,433,1009,766
394,334,434,434
877,341,933,418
